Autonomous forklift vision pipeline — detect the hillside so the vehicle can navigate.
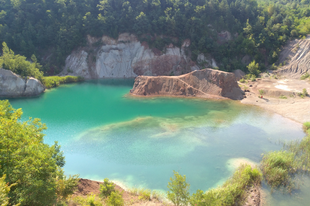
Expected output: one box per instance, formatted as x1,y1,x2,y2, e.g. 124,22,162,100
0,0,310,75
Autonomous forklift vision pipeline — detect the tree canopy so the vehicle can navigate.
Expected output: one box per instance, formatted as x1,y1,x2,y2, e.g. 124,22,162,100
0,100,78,206
0,0,309,73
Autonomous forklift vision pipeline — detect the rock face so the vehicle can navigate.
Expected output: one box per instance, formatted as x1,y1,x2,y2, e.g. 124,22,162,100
276,35,310,78
130,68,244,100
0,68,45,97
61,33,197,79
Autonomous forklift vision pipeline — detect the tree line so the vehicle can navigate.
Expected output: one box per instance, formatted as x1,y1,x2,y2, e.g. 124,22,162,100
0,0,309,74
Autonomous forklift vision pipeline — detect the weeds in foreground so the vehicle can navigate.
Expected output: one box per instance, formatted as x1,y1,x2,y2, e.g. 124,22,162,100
167,165,262,206
69,194,103,206
42,76,84,89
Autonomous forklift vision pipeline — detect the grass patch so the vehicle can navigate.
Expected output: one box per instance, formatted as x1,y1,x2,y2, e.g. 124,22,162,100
279,95,287,99
189,165,262,206
129,188,152,201
69,194,103,206
42,75,84,89
261,151,296,192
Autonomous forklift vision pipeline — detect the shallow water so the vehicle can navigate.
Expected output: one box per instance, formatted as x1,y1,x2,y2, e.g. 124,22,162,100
6,79,309,204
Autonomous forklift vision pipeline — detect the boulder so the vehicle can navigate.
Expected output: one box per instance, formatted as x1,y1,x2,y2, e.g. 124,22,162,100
130,68,244,100
0,68,45,97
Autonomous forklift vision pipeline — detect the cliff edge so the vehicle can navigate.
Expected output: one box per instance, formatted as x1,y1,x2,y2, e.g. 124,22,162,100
130,68,244,100
0,68,45,98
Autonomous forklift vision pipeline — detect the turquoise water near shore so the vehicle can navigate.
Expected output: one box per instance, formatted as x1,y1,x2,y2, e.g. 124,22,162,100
6,79,309,205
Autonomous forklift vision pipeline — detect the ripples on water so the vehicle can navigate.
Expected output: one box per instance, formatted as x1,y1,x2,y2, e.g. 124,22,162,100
6,79,309,205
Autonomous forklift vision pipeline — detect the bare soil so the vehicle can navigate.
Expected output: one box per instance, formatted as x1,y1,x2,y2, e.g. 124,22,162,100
240,77,310,124
71,178,167,206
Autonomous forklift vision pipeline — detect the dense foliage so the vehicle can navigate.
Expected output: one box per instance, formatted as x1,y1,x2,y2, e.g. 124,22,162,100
0,42,43,80
0,0,310,73
0,100,78,206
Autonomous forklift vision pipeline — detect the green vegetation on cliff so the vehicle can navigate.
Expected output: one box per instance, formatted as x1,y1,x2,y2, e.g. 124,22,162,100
0,0,310,73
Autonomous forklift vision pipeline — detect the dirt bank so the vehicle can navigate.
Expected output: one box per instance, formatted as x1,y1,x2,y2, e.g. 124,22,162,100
70,178,166,206
240,77,310,123
130,68,244,100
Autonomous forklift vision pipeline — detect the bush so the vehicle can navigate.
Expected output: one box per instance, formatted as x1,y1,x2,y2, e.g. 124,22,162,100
42,76,84,89
167,171,190,206
239,78,246,83
138,189,151,201
247,61,260,76
259,90,265,95
70,194,103,206
0,100,78,205
100,178,115,198
301,73,310,80
261,151,296,191
303,122,310,133
189,165,262,206
279,95,287,99
106,191,124,206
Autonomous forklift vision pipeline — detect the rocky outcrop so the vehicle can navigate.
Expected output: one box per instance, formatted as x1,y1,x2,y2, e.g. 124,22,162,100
61,33,197,79
130,68,244,100
276,35,310,78
0,68,45,97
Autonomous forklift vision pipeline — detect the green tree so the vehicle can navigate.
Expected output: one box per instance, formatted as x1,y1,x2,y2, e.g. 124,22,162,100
0,100,78,206
247,60,260,76
100,178,115,198
167,171,190,206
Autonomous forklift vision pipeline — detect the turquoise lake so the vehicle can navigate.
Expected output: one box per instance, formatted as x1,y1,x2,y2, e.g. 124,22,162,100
6,79,310,205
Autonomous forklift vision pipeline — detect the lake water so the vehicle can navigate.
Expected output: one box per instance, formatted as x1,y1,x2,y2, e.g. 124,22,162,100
6,79,309,205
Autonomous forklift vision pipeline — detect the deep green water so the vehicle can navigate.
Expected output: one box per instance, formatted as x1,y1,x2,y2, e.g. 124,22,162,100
6,79,309,205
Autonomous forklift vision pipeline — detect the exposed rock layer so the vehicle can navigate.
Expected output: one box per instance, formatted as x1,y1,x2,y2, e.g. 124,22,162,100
276,35,310,78
0,68,45,97
130,68,244,100
61,33,200,79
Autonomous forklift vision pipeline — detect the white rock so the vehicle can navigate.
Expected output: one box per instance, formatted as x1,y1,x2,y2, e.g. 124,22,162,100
0,68,45,97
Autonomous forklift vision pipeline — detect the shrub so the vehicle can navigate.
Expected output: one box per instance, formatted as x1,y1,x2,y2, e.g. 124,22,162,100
106,191,124,206
303,122,310,133
259,90,265,95
100,178,115,198
247,61,260,76
138,189,151,201
70,194,103,206
279,95,287,99
167,171,190,206
0,100,77,205
303,88,308,96
239,78,246,83
189,165,262,206
261,151,296,191
42,75,84,89
301,73,310,80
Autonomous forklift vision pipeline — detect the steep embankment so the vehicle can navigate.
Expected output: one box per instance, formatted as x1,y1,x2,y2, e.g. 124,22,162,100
130,68,244,100
276,35,310,78
0,68,45,97
60,33,221,79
